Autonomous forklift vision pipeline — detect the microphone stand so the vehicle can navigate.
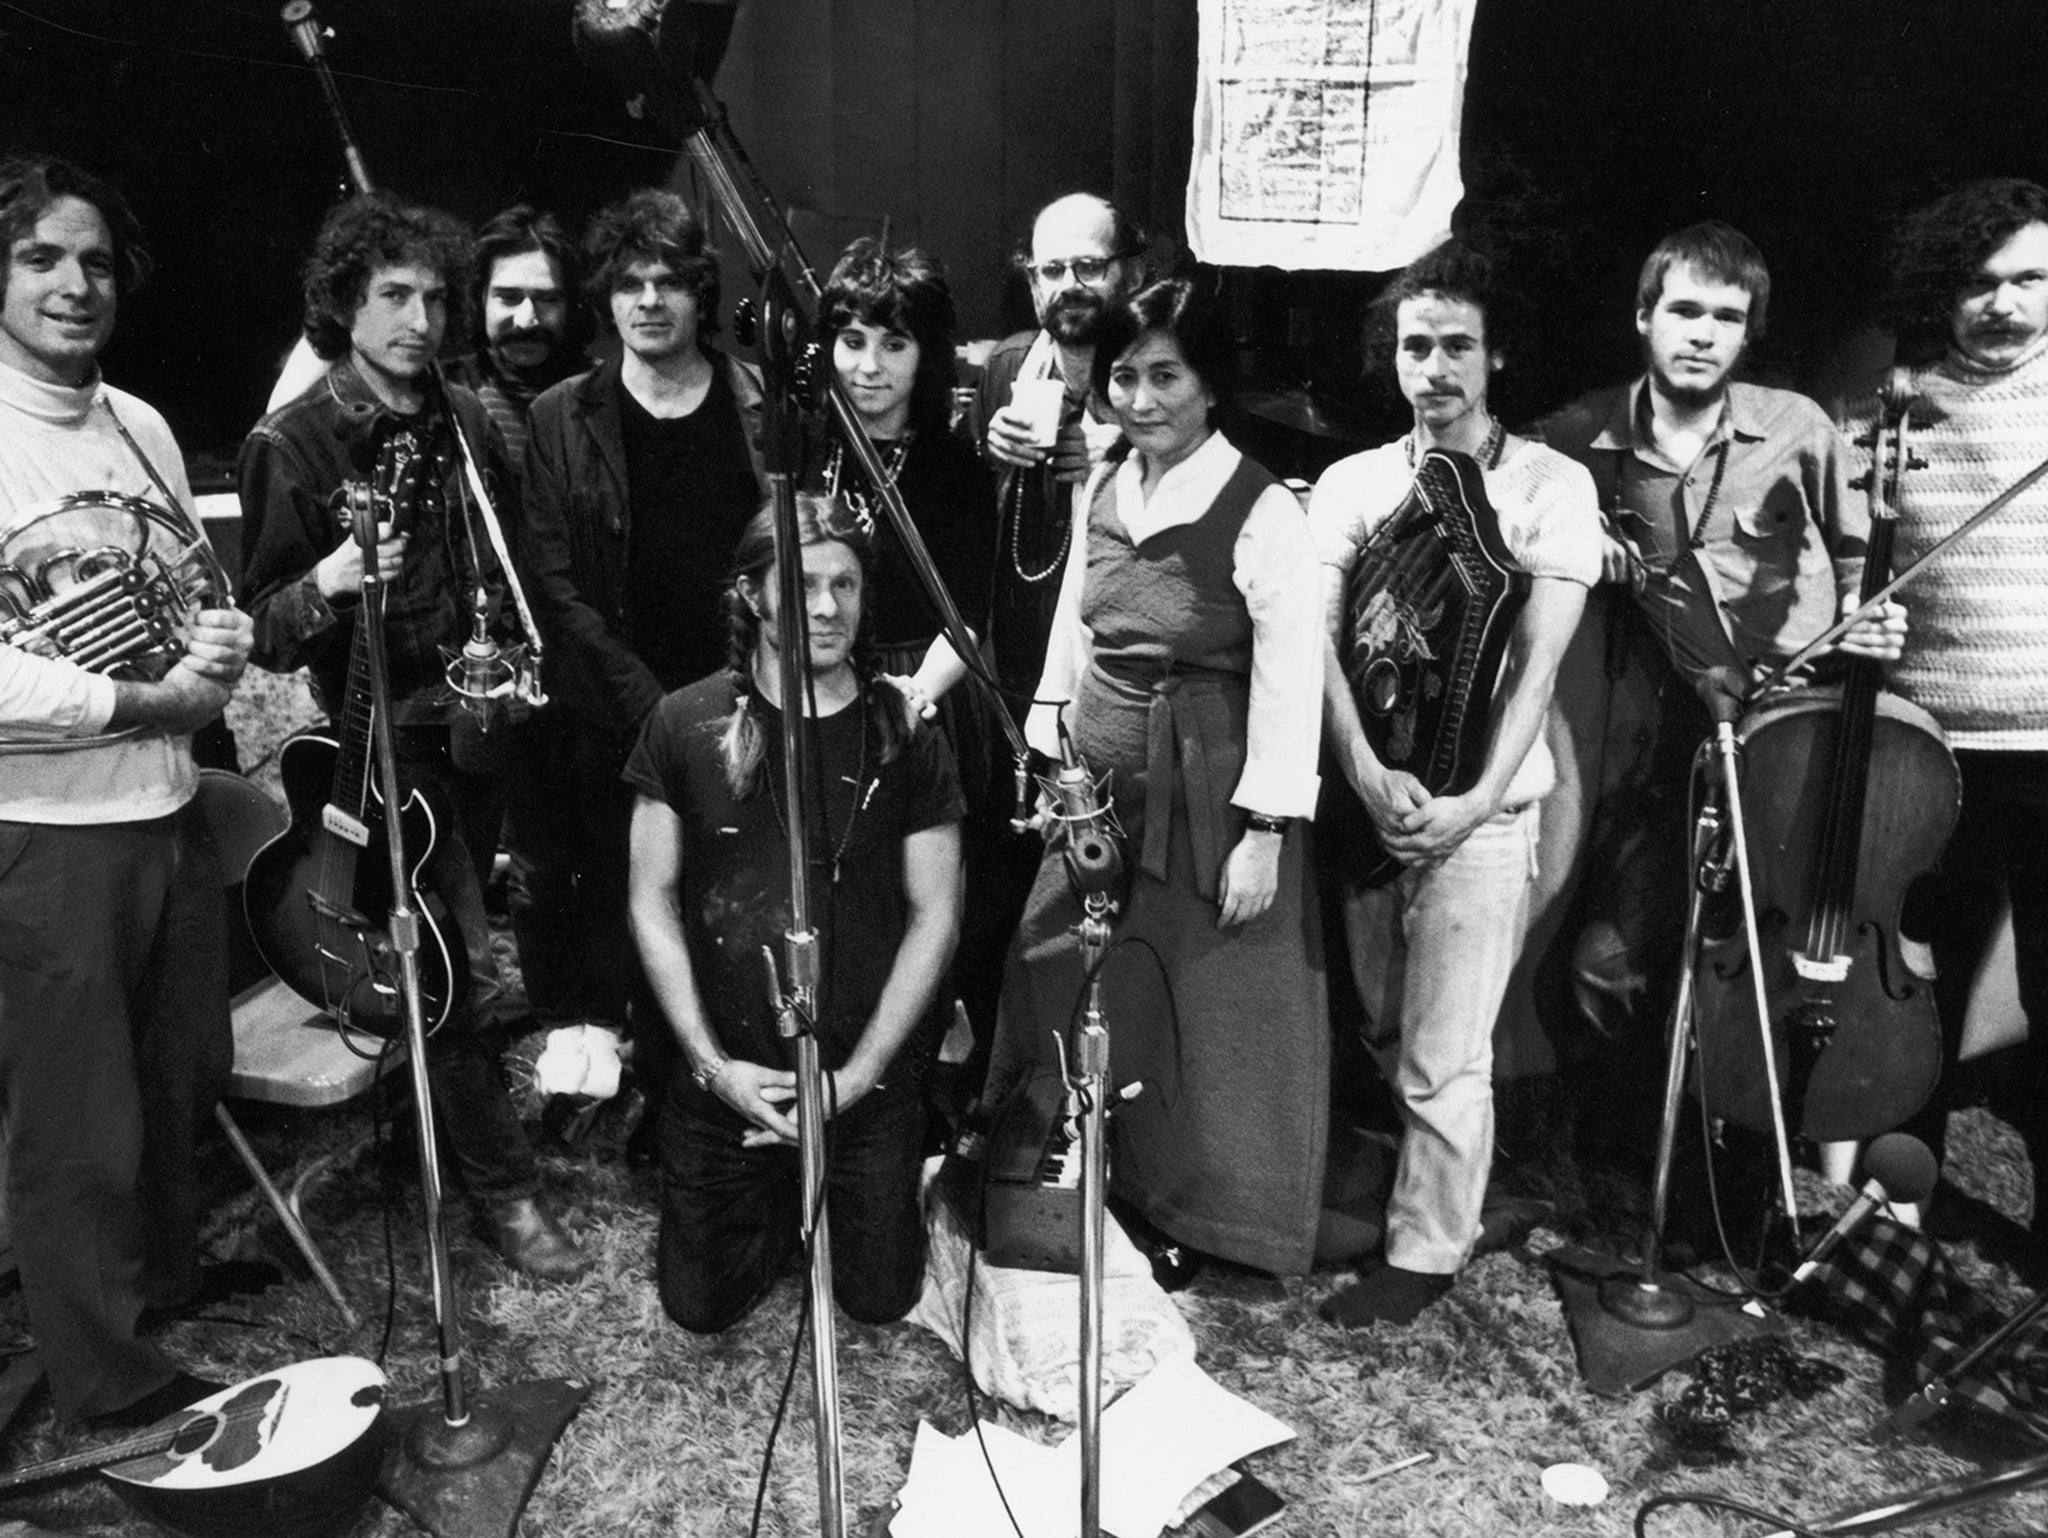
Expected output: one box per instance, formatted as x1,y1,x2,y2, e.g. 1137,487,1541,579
753,270,847,1538
572,7,1037,829
1072,894,1114,1538
341,504,586,1538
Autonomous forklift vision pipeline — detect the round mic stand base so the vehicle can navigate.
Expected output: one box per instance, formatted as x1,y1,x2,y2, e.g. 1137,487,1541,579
1597,1273,1697,1331
380,1377,594,1538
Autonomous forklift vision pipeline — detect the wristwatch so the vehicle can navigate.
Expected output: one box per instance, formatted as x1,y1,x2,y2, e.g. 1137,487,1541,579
692,1055,730,1092
1244,811,1290,835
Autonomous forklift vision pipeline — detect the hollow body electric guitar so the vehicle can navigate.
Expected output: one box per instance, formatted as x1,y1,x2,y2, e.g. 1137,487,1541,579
245,474,465,1038
0,1357,387,1538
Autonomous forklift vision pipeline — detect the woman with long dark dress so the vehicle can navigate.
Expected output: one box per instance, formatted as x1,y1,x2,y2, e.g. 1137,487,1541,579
983,278,1329,1276
815,240,1005,1037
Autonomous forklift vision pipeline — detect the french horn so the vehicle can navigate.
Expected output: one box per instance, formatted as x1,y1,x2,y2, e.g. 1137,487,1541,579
0,489,230,678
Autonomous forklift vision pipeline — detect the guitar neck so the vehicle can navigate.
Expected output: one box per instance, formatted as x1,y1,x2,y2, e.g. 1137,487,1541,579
0,1418,193,1491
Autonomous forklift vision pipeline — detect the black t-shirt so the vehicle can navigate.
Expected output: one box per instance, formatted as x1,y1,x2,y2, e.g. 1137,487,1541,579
621,672,966,1069
618,359,760,691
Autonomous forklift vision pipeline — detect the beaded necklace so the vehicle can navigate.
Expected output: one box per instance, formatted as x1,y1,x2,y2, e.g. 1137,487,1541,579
1404,412,1507,471
1004,461,1073,585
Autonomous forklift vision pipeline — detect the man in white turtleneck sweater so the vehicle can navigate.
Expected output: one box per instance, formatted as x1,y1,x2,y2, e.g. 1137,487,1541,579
0,153,253,1429
1843,178,2048,1249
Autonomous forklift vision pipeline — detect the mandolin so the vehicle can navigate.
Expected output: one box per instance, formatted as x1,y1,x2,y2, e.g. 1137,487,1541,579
0,1357,387,1538
244,470,465,1039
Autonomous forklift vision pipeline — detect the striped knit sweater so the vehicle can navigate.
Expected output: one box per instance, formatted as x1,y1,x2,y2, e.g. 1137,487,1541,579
1840,337,2048,749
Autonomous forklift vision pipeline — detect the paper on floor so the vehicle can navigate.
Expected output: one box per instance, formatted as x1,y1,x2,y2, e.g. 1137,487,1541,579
891,1355,1294,1538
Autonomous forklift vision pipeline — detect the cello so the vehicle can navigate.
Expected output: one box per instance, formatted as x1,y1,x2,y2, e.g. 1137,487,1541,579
1692,372,1957,1144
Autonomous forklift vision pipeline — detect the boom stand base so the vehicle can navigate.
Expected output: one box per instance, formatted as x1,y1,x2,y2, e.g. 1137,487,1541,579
1551,1245,1780,1397
378,1376,593,1538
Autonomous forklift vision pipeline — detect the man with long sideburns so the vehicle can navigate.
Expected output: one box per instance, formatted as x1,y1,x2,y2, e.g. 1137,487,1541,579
1312,242,1601,1326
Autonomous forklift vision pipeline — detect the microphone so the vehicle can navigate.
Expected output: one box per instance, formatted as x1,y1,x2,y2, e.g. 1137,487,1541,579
1693,664,1748,725
1791,1132,1938,1285
1042,742,1125,907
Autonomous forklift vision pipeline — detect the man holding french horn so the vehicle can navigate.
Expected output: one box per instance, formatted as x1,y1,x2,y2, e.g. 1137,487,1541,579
0,152,254,1427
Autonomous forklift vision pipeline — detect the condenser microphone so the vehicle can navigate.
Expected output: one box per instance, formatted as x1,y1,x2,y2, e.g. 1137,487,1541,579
1045,745,1125,907
1791,1132,1938,1285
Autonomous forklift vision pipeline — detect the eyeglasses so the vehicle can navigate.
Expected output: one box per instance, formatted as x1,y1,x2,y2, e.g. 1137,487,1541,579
1025,255,1123,285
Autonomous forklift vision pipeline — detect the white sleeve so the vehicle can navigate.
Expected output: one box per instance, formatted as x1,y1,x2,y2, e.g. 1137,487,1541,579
0,645,117,741
1022,462,1106,759
1230,483,1324,817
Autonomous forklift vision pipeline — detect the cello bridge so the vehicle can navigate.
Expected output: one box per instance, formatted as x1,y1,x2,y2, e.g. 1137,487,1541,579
1792,951,1851,984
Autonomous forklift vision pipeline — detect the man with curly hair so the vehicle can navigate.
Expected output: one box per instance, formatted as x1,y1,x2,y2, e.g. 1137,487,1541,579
0,151,256,1425
237,191,587,1283
514,189,764,1132
1842,179,2048,1229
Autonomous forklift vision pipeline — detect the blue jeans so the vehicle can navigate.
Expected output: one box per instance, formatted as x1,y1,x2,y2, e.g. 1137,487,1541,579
656,1070,927,1333
1341,805,1539,1274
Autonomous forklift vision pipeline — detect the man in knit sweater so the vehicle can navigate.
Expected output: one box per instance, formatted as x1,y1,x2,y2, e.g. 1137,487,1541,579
0,153,253,1427
1844,179,2048,1226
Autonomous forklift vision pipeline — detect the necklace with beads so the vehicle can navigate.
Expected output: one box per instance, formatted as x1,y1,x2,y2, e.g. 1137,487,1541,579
1406,413,1507,471
826,433,910,537
1005,461,1073,584
761,692,873,885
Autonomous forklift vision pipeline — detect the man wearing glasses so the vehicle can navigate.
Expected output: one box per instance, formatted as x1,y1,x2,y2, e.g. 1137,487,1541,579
974,192,1146,713
1540,223,1902,1201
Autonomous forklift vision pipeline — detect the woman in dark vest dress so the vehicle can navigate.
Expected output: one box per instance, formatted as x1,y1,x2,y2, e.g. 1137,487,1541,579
983,278,1328,1276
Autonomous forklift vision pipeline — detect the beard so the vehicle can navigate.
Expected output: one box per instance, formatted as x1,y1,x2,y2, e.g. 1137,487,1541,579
1042,291,1109,345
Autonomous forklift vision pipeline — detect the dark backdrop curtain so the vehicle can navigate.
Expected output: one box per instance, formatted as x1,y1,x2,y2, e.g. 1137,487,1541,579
715,0,1198,343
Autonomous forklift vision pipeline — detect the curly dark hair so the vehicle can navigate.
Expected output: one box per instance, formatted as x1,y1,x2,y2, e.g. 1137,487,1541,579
1361,239,1531,390
1635,221,1770,343
818,237,959,436
0,150,150,296
301,191,473,361
581,188,720,339
717,493,906,798
1089,276,1237,430
1879,179,2048,365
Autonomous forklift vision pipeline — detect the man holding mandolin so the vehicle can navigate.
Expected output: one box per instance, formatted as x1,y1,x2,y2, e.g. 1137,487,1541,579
237,192,588,1284
0,153,255,1427
1310,241,1602,1327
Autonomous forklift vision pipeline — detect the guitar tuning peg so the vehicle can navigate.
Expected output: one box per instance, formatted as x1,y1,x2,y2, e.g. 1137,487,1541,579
1908,453,1929,470
1851,429,1878,449
1848,472,1873,492
731,296,758,348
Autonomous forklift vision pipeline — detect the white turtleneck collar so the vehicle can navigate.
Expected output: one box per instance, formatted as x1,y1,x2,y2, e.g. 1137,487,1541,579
0,354,103,426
